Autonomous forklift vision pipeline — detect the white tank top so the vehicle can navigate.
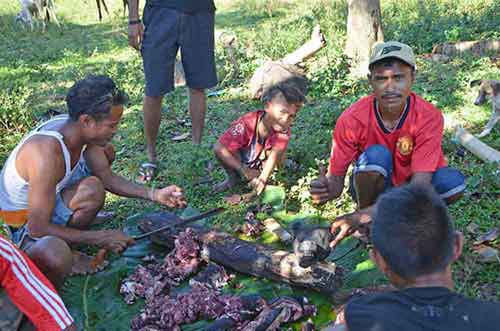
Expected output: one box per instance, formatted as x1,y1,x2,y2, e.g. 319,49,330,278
0,115,84,211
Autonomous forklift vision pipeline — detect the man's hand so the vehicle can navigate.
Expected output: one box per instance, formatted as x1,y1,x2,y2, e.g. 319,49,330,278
310,176,333,204
93,230,135,254
310,166,333,204
249,177,267,195
128,22,144,50
153,185,187,208
310,167,344,205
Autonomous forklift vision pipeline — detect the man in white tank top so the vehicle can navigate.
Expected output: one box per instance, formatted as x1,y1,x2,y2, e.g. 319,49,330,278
0,75,186,287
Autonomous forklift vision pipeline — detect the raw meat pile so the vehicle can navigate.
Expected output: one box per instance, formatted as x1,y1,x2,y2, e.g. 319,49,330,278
120,228,202,305
121,228,317,330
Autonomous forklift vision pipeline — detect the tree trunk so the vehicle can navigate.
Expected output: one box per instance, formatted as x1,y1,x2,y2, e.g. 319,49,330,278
137,213,343,296
345,0,384,77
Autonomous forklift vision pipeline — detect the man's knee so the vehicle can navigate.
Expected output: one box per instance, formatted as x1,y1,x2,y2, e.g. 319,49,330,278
26,236,72,276
431,167,466,205
355,144,393,178
74,176,105,210
364,144,392,165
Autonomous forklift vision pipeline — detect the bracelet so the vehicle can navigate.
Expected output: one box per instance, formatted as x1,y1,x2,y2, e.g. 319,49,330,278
129,19,142,25
148,188,156,202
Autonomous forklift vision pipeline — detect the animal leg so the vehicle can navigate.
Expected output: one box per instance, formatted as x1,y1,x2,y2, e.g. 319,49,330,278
478,112,499,138
46,0,60,27
96,0,103,21
123,0,128,16
101,0,110,16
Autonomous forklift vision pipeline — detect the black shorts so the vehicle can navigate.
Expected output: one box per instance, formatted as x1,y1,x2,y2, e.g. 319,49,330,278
141,5,218,96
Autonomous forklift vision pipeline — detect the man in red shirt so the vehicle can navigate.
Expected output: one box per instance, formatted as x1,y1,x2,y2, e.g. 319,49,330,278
310,41,465,248
214,84,304,195
0,235,75,331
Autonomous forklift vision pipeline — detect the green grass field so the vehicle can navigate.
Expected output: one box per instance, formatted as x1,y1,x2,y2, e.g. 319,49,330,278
1,0,499,329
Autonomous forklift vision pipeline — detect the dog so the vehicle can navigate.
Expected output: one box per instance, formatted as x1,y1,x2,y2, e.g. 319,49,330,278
16,0,60,31
470,79,500,137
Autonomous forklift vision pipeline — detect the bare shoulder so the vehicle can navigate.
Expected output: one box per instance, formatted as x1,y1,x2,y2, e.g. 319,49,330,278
19,135,64,160
16,135,66,180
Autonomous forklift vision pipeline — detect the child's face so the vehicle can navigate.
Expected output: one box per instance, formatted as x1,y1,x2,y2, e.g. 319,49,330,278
265,94,301,132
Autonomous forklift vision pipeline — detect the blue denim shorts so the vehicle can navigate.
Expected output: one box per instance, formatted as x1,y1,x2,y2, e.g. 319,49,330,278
349,144,466,201
141,5,218,96
11,160,91,246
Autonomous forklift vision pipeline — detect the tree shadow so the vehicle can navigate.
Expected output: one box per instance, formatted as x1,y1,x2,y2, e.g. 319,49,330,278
383,0,500,54
1,13,128,71
215,7,286,31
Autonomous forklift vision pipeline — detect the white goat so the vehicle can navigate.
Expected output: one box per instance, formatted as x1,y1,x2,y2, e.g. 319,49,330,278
16,0,60,31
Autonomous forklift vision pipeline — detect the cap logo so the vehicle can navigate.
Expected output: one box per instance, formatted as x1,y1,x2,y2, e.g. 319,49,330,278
380,45,402,55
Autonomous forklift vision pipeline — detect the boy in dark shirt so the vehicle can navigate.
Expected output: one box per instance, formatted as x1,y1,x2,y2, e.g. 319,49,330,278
327,184,500,331
213,84,304,195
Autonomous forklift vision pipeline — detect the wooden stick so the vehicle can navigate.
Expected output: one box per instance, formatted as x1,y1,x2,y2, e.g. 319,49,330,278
455,126,500,163
282,25,327,66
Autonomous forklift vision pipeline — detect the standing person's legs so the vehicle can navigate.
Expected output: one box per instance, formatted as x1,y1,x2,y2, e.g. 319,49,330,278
143,95,163,163
180,11,218,145
141,5,179,170
189,88,206,145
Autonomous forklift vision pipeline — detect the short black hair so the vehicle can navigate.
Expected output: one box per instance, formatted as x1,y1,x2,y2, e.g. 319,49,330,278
371,184,454,279
261,82,306,105
369,57,415,73
66,75,129,122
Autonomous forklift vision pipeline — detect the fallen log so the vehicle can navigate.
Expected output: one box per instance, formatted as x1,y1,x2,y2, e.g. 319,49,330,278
138,212,343,296
454,126,500,163
249,24,326,99
432,39,500,58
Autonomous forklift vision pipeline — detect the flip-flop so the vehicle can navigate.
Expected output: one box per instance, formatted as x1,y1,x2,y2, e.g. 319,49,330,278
93,211,115,225
137,162,158,183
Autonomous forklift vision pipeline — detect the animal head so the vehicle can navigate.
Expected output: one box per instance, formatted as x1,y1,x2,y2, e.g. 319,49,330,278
470,79,500,105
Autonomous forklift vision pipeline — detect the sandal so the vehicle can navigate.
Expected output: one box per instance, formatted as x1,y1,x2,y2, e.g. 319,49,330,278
137,162,158,183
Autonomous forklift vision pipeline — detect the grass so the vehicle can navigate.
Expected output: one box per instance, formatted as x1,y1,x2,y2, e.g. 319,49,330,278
1,0,499,329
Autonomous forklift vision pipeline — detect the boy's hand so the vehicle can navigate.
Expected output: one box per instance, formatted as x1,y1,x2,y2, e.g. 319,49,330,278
249,177,267,195
153,185,187,208
238,166,260,181
329,210,372,249
329,213,359,249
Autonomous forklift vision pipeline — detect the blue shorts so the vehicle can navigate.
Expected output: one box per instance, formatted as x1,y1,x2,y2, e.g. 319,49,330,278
11,160,91,246
349,144,466,201
141,5,218,96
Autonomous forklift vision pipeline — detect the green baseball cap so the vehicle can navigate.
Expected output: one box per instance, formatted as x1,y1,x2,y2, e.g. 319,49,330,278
369,41,416,69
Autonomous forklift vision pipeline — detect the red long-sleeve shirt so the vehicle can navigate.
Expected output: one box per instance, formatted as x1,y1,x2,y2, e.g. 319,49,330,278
0,236,73,331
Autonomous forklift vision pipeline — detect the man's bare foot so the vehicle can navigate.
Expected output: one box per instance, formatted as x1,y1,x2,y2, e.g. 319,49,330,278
213,177,239,193
70,251,108,276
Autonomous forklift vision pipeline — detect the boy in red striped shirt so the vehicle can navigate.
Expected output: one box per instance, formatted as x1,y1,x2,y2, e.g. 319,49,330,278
0,235,75,331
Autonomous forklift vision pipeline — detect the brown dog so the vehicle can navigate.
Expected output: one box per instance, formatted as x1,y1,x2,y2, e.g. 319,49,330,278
470,79,500,137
